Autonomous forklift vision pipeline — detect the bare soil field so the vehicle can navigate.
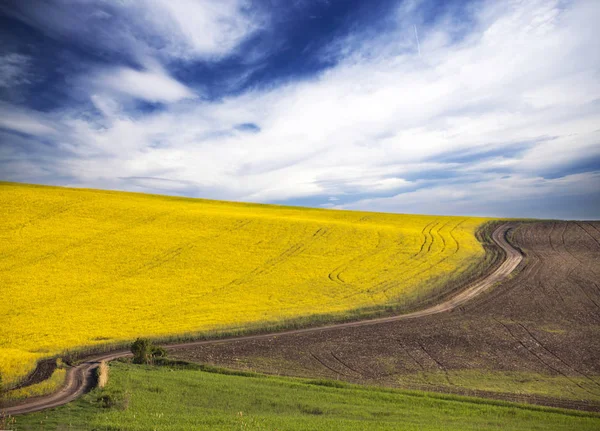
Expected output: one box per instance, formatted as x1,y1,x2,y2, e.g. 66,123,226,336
172,221,600,411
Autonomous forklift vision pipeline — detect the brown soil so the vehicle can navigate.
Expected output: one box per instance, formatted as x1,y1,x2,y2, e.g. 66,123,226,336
9,359,56,391
170,221,600,411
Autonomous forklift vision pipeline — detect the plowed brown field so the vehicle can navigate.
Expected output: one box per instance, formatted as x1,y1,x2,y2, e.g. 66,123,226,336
172,221,600,411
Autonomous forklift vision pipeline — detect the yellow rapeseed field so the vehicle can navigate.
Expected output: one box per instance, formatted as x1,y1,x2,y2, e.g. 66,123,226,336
0,182,489,386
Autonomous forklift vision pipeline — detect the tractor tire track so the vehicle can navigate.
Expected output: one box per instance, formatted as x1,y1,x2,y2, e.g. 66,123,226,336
330,352,364,377
493,318,600,397
517,323,600,389
309,352,351,377
575,222,600,251
329,231,384,286
416,341,454,386
229,226,328,287
375,219,465,298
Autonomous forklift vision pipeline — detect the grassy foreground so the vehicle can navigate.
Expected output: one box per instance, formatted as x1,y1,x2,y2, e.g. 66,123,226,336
10,362,600,430
1,182,490,386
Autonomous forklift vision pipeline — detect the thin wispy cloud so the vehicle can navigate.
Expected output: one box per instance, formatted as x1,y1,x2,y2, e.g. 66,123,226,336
90,66,196,103
0,0,598,218
0,53,32,87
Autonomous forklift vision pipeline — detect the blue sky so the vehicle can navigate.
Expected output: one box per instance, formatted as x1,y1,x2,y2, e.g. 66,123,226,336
0,0,599,219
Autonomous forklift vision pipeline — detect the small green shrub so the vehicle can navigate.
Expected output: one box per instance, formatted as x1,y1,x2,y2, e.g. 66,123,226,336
130,338,167,364
97,390,130,410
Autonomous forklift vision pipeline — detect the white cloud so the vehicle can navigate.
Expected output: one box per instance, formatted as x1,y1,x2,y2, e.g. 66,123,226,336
145,0,263,60
91,67,195,103
0,104,56,136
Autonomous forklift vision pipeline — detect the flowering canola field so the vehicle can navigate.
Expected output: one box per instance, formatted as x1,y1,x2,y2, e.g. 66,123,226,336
0,182,489,386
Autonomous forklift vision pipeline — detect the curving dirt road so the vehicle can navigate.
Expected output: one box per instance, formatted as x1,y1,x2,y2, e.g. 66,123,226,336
2,223,521,416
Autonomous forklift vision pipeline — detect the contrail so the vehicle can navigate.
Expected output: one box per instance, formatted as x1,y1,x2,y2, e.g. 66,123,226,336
414,24,421,56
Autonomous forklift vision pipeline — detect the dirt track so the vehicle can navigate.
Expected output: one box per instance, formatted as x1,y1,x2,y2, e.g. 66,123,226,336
1,351,131,416
2,223,520,416
172,221,600,412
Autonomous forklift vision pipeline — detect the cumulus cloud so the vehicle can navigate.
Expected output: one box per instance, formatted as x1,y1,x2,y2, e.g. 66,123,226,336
1,0,599,218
